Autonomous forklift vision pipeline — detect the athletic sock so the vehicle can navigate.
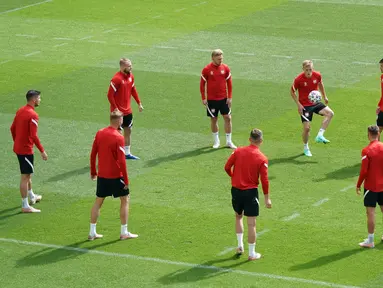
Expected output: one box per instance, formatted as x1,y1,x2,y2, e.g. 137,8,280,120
212,132,219,143
90,223,97,236
125,146,131,155
248,243,256,257
22,198,29,208
226,133,232,144
28,189,35,199
121,224,128,235
318,128,325,137
304,143,309,150
236,233,244,248
368,233,374,243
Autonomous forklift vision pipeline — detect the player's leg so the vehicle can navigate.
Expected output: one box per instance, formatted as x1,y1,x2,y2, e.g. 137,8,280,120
359,190,376,248
244,188,261,260
89,197,105,240
235,212,244,254
117,180,138,240
247,216,261,260
220,99,236,149
376,111,383,140
302,120,312,157
231,187,244,254
207,101,220,148
315,105,334,143
28,177,42,205
380,205,383,241
123,114,139,160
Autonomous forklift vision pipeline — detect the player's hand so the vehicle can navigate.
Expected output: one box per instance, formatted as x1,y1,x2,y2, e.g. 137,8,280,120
41,151,48,161
138,104,144,112
265,198,272,209
123,185,129,190
91,175,97,181
356,187,361,195
226,98,232,108
298,103,304,115
324,96,329,105
202,99,207,106
376,107,380,115
114,108,120,113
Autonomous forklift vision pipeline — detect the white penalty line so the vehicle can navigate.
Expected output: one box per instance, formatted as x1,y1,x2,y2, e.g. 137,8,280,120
312,198,329,207
0,0,53,15
53,43,68,48
0,238,360,288
283,213,300,221
24,51,41,57
340,185,354,192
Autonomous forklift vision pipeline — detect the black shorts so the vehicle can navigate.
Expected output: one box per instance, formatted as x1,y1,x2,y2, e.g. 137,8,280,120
96,177,130,198
377,111,383,127
17,154,34,174
207,99,231,117
301,103,327,122
231,187,259,217
363,189,383,207
122,114,133,128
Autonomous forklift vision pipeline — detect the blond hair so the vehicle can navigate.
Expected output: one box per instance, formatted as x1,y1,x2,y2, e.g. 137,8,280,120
119,58,131,66
250,128,263,142
211,49,223,57
302,60,313,68
110,110,123,121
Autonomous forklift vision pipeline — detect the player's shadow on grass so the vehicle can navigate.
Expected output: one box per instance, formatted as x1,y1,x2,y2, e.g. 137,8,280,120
145,146,221,168
314,163,360,182
46,166,89,182
157,254,247,285
16,238,119,267
268,154,318,166
289,247,364,271
0,206,21,222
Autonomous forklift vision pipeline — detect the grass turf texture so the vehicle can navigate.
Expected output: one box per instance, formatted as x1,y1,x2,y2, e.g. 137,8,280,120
1,0,383,287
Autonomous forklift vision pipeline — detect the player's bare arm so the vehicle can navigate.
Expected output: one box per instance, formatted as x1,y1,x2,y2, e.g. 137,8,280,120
290,89,304,114
318,82,328,104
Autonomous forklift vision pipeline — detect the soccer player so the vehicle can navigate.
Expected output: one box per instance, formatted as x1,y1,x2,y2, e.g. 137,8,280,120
376,59,383,134
356,125,383,248
224,129,272,260
290,60,334,157
200,49,236,149
89,111,138,241
107,58,144,160
10,90,48,213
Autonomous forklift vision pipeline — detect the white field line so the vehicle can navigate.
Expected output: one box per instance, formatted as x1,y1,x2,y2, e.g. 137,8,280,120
152,15,162,19
120,43,141,47
103,28,118,34
54,37,73,41
0,60,11,65
283,213,300,221
352,61,375,66
79,36,93,41
312,198,329,207
53,43,68,48
271,54,293,59
292,0,383,7
194,48,212,52
16,34,37,38
0,238,361,288
0,0,52,15
340,185,355,192
88,40,106,44
24,51,41,57
153,45,178,49
233,52,255,56
257,229,271,237
193,1,207,6
175,8,186,12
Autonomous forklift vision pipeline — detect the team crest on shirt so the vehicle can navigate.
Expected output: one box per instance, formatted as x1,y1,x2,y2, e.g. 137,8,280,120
210,71,214,75
221,70,225,74
304,82,307,86
305,112,309,117
122,80,125,84
313,80,317,84
129,77,132,82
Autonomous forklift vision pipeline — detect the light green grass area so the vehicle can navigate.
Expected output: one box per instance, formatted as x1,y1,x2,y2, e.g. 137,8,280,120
1,0,383,287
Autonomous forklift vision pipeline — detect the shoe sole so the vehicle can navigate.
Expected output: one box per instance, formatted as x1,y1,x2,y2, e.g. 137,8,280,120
21,209,41,213
88,236,103,241
359,244,374,248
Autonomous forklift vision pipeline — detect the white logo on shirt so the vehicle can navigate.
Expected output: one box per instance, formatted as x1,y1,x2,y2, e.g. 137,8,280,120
221,70,225,74
304,82,307,86
313,80,317,84
122,80,125,84
129,77,132,82
210,71,214,75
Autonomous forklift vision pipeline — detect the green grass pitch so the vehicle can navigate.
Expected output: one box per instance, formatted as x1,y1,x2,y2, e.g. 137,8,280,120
1,0,383,287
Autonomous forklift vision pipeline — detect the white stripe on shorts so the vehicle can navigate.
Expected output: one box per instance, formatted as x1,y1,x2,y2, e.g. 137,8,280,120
24,157,34,172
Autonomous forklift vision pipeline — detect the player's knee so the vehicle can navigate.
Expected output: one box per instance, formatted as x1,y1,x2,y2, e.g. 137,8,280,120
328,109,334,118
303,126,311,133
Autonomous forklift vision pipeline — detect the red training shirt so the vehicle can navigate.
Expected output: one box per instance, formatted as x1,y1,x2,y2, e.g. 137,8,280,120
200,63,232,101
291,71,322,107
90,126,129,185
357,140,383,192
107,71,141,115
10,104,44,155
224,145,269,194
378,74,383,111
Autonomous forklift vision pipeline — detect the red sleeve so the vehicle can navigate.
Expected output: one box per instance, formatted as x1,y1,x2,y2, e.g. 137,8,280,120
291,77,299,92
317,72,322,83
200,67,208,100
131,76,141,104
107,77,119,111
378,76,383,108
10,116,16,141
224,151,236,177
259,160,269,195
90,133,98,177
117,136,129,185
29,116,44,152
226,67,232,98
357,150,369,188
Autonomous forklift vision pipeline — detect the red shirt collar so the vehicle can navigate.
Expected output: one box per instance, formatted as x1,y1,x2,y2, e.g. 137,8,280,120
26,104,35,110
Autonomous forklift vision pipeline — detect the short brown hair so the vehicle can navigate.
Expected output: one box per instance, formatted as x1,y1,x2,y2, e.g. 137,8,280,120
110,110,123,121
119,58,131,66
368,125,379,136
250,128,263,142
211,49,223,57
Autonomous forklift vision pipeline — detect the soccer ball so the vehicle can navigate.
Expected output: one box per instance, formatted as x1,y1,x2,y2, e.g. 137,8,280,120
308,90,322,104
